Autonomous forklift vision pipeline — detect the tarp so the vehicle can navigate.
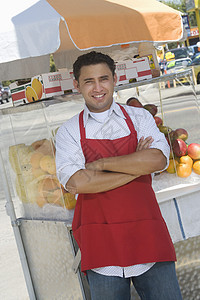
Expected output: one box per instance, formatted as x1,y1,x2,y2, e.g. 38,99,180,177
0,0,183,80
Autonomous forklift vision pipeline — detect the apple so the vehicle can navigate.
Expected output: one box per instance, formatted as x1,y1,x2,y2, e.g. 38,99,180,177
154,116,163,127
187,143,200,160
177,163,192,178
174,128,188,141
166,158,178,174
193,160,200,175
168,130,175,143
179,155,193,167
172,139,187,157
126,97,143,107
143,104,158,116
165,136,170,145
158,125,173,136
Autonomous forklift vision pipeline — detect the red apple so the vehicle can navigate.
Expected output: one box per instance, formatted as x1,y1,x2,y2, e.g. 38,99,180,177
165,136,170,145
154,116,163,127
172,139,187,157
126,97,143,107
187,143,200,160
143,104,158,116
174,128,188,141
168,130,175,143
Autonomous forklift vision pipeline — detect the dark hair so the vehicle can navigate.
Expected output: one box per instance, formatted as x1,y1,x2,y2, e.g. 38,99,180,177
73,51,116,81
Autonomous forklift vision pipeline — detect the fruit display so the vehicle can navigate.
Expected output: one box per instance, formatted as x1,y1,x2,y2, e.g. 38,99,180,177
126,97,200,179
9,138,76,210
157,123,200,178
157,125,200,178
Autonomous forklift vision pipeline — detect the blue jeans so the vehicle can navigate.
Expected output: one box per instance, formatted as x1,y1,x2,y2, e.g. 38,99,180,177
86,262,182,300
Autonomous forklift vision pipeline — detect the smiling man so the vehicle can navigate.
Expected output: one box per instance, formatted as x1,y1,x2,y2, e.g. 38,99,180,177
56,51,182,300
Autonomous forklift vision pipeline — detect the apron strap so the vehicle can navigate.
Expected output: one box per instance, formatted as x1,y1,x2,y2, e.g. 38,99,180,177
79,110,86,140
117,103,136,134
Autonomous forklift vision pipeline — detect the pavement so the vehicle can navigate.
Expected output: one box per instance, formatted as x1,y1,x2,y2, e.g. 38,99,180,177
0,196,29,300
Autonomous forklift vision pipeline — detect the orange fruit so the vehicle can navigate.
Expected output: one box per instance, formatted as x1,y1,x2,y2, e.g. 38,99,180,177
179,155,193,168
193,160,200,175
32,168,47,178
64,193,77,210
38,177,60,197
36,195,47,207
39,155,56,174
30,152,44,168
166,159,178,174
177,163,192,178
46,189,64,206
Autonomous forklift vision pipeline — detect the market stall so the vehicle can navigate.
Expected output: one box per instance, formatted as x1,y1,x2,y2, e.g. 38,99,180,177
0,70,200,299
1,1,200,299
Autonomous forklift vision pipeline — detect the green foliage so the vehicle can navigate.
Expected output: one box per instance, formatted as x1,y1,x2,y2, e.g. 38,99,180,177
2,80,15,87
50,54,57,72
160,0,197,26
160,0,186,12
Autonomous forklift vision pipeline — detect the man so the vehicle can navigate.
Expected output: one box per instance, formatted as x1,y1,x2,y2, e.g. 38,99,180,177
56,51,182,300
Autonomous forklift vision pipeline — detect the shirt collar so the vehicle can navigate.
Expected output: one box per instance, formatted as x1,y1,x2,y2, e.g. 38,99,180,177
83,100,125,125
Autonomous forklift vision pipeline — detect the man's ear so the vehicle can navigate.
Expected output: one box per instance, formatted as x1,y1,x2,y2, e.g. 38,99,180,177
114,73,117,86
73,79,80,92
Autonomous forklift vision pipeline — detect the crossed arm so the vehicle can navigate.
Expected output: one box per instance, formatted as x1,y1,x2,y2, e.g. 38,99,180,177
66,136,167,194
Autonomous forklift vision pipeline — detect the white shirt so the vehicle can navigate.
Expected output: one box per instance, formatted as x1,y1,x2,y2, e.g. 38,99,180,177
56,100,170,278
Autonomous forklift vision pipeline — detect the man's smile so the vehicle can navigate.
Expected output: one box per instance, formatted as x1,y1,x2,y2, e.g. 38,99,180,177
92,94,106,100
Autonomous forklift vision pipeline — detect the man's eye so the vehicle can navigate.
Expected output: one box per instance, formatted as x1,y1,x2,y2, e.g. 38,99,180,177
101,77,109,82
85,80,93,84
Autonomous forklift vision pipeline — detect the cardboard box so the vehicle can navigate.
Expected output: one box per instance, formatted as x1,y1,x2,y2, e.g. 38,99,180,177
116,57,152,86
10,69,75,106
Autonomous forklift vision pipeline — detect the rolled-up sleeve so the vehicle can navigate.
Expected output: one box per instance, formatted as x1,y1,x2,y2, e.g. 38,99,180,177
55,125,85,188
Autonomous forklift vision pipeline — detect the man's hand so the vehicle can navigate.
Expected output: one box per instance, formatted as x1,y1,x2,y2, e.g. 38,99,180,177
136,136,154,151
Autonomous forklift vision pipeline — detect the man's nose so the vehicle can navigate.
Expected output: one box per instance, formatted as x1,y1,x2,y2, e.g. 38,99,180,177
93,80,102,91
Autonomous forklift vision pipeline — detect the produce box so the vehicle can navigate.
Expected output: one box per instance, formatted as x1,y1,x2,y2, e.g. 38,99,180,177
10,69,75,106
116,57,152,85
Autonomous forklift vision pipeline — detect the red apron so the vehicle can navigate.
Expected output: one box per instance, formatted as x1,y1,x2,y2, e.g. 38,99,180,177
72,104,176,273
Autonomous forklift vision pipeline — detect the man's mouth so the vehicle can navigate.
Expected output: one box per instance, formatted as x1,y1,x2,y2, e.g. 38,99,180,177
93,94,105,100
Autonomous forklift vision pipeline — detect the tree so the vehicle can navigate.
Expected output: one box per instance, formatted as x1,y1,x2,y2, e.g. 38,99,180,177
160,0,197,27
50,54,57,72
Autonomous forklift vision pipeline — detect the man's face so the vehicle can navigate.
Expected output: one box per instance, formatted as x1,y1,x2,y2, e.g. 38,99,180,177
73,63,117,113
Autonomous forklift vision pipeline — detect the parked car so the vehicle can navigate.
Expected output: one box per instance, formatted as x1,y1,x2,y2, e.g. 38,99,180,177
0,86,9,104
166,58,192,71
3,86,11,98
165,47,190,61
188,45,200,59
189,53,200,66
188,54,200,84
165,58,192,87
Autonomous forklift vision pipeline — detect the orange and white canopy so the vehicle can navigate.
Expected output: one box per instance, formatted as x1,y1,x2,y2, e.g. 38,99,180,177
48,0,183,51
0,0,183,80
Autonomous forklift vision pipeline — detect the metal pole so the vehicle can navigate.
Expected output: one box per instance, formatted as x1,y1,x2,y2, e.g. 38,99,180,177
0,149,36,300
